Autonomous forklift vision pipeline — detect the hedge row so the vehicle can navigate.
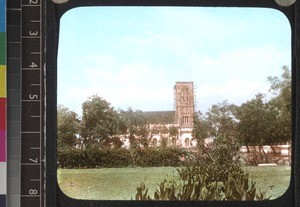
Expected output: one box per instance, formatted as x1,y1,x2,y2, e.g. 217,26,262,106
57,147,188,168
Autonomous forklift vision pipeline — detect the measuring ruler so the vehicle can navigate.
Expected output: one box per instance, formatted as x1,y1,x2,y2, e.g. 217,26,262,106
20,0,44,206
7,0,45,206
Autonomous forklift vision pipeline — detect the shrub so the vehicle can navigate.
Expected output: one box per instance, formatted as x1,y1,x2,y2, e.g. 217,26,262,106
57,148,132,168
134,147,188,167
135,134,270,201
57,147,189,168
136,170,270,201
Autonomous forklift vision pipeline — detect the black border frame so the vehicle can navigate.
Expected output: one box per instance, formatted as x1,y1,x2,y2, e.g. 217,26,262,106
44,0,300,206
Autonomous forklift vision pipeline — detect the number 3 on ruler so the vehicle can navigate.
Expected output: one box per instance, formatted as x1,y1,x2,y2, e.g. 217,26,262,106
29,31,38,36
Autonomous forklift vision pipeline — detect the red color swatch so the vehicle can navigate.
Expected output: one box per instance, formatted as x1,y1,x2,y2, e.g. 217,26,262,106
0,98,6,162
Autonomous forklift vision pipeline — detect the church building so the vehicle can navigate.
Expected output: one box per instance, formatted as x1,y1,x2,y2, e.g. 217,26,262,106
171,82,196,147
121,81,197,148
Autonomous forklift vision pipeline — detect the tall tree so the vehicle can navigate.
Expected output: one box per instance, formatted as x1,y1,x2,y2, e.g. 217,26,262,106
137,125,150,148
192,111,210,150
267,66,291,144
169,125,179,147
119,108,148,148
169,125,179,138
81,95,120,148
236,94,276,153
57,105,80,150
205,100,238,138
234,67,291,154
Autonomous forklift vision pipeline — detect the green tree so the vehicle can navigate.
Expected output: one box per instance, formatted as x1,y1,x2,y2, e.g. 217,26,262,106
169,125,178,137
236,94,276,154
169,126,179,147
137,125,150,147
160,136,168,148
267,66,291,144
57,105,80,150
268,66,291,109
234,67,291,155
103,136,124,148
192,111,210,150
206,100,238,138
81,94,120,148
119,108,148,148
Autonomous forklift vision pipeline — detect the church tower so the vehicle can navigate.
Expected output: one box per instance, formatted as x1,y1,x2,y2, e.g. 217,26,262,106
174,82,195,128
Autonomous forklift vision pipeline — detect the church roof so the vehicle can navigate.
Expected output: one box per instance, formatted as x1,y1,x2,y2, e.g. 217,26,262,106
142,110,175,124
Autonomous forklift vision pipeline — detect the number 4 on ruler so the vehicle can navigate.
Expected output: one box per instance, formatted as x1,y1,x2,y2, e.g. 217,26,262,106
29,62,38,68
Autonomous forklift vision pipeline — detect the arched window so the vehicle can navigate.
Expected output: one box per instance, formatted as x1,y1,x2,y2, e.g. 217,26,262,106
185,138,190,148
153,138,158,147
172,138,176,147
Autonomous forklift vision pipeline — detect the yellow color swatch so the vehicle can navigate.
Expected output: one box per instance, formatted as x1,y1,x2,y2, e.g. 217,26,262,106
0,65,6,98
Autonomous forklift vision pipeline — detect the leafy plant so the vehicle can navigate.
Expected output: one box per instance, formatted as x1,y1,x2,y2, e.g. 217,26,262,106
135,182,151,200
136,134,270,201
136,168,270,201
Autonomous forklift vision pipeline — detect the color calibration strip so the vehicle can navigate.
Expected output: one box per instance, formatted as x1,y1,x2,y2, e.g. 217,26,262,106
0,0,7,206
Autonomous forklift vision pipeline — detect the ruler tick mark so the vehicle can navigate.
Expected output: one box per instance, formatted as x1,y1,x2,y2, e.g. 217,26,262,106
22,36,40,39
21,195,41,197
21,163,40,166
21,5,41,7
21,100,41,102
21,131,41,134
22,68,41,71
31,147,40,150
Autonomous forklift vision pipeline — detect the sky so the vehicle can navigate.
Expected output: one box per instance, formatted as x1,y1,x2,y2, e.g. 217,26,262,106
57,6,291,115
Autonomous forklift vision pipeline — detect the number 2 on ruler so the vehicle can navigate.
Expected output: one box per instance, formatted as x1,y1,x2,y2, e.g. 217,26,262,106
29,0,39,4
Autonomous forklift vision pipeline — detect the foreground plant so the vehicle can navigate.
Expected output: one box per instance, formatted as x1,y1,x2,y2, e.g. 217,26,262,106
136,169,270,201
135,134,270,201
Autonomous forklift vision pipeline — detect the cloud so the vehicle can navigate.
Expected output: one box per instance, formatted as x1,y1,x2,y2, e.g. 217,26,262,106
57,7,291,115
58,56,174,113
58,44,290,115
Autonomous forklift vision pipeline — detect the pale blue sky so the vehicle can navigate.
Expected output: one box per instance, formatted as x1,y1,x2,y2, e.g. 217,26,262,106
58,6,291,115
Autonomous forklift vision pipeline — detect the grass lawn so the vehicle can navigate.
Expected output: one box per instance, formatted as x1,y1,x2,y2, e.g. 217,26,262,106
57,166,290,200
244,166,291,199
